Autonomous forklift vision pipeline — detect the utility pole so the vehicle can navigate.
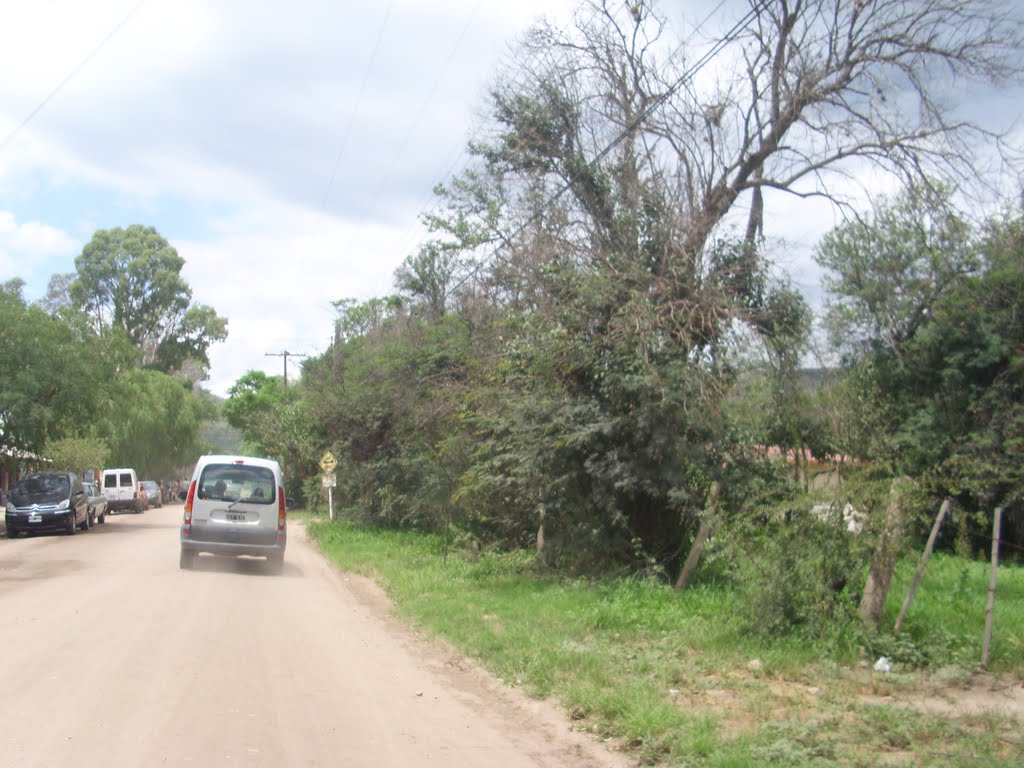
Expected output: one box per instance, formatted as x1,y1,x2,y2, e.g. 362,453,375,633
265,350,307,387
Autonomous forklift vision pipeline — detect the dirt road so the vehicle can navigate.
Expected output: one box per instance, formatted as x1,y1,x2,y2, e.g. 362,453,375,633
0,505,629,767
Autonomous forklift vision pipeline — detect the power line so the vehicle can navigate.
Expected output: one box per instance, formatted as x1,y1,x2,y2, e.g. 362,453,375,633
375,0,484,198
321,1,395,211
0,0,148,153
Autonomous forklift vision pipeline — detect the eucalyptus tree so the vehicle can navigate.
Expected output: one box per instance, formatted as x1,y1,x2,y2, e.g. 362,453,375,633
70,225,228,378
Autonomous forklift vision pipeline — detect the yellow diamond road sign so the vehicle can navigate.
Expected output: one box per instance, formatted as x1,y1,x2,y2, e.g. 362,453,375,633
319,451,337,474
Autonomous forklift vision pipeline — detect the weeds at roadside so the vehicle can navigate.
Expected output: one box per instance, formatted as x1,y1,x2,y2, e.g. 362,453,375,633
307,519,1024,767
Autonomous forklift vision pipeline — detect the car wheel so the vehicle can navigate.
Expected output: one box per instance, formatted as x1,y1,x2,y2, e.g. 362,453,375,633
179,550,195,570
79,510,90,531
66,513,77,535
97,510,105,524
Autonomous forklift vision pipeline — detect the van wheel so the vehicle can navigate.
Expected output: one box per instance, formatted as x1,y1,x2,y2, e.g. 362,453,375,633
179,550,195,570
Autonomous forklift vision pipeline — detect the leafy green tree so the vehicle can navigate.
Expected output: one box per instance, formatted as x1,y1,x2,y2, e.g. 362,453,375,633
814,186,984,472
297,0,1024,582
223,371,318,498
70,225,228,376
102,369,213,478
0,281,109,454
43,437,109,475
816,187,1024,561
921,214,1024,510
817,188,977,367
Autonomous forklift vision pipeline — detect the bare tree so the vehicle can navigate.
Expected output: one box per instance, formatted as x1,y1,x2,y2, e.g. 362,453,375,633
669,0,1021,252
478,0,1022,321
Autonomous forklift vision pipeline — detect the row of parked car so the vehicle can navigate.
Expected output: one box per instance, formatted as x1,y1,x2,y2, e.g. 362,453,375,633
5,454,291,573
4,468,165,538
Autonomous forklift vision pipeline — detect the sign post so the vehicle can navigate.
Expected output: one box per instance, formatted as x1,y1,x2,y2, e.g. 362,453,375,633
319,451,338,520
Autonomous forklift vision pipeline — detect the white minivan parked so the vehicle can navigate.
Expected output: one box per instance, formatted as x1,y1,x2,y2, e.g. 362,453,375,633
179,455,287,572
101,468,144,514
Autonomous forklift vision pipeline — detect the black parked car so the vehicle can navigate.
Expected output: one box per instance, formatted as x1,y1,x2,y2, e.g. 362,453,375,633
5,471,91,537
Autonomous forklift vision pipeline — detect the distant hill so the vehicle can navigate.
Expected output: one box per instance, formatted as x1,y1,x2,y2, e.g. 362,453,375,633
195,388,244,454
202,418,244,454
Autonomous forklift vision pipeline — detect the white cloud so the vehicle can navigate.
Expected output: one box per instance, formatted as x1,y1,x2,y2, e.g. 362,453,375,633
0,212,80,281
0,0,1020,397
0,0,578,394
177,198,427,395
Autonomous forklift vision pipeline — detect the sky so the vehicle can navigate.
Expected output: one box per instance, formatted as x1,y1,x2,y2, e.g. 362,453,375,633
0,0,586,396
1,0,1022,396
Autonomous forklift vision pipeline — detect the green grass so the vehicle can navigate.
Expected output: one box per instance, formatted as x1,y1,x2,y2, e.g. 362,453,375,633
307,519,1024,767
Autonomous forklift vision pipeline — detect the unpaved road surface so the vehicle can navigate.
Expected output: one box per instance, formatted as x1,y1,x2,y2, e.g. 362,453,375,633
0,505,630,767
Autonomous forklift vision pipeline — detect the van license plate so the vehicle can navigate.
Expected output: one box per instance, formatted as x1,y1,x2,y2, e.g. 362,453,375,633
226,512,246,522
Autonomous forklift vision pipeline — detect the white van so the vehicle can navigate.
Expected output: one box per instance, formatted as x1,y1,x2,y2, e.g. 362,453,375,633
179,455,287,572
101,468,143,514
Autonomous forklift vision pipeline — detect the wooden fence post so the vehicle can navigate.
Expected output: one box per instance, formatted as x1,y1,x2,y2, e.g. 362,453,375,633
859,478,909,630
981,507,1003,669
895,498,951,632
674,481,720,591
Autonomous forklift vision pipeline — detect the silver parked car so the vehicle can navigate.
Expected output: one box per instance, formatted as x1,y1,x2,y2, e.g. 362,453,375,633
140,480,162,508
83,481,109,524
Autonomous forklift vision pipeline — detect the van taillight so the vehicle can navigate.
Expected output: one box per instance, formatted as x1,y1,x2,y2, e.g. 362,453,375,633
277,488,286,538
182,480,196,536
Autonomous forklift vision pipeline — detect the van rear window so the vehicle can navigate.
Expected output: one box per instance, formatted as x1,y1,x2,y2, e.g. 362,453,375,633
198,464,275,504
120,473,133,487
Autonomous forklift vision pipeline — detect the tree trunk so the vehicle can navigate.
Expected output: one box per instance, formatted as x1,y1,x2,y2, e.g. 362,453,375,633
895,498,951,632
859,478,909,629
674,481,720,591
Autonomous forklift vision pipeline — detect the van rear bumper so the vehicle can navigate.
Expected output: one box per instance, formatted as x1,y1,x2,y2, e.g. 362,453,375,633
180,532,286,558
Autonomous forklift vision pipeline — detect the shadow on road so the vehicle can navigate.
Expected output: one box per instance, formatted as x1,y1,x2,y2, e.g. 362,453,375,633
186,554,303,578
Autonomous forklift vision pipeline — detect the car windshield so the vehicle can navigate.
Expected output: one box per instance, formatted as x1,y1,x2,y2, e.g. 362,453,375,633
13,474,70,500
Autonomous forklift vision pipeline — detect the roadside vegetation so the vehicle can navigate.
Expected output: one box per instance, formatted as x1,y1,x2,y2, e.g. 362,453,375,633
1,224,228,477
308,518,1023,767
264,3,1024,764
5,2,1024,761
